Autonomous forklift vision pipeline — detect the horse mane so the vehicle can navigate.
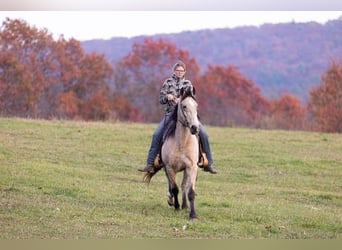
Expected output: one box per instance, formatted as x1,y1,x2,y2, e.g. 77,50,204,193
181,85,196,102
163,86,196,141
163,104,178,141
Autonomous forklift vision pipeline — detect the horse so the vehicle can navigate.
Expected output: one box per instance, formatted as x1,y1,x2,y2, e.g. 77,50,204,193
143,86,200,220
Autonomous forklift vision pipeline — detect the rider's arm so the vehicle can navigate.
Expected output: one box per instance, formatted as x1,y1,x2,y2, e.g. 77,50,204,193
160,79,172,105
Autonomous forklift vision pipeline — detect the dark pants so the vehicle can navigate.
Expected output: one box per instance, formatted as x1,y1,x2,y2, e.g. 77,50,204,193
146,114,213,166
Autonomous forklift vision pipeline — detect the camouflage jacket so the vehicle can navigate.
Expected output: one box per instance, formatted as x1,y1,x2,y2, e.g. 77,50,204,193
159,74,193,114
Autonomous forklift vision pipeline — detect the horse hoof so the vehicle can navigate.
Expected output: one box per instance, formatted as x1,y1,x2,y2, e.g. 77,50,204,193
189,213,198,220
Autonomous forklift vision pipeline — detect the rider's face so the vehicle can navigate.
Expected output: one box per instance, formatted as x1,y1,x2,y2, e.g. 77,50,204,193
174,66,186,78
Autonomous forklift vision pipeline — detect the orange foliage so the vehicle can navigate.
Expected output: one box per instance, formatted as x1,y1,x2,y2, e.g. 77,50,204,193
57,91,79,119
111,95,142,122
196,64,270,127
0,18,55,117
269,93,306,130
308,61,342,133
0,18,117,121
80,90,111,120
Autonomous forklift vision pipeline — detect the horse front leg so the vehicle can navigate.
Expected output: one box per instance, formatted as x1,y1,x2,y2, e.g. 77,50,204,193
187,167,198,220
181,173,188,210
165,167,180,210
188,185,197,219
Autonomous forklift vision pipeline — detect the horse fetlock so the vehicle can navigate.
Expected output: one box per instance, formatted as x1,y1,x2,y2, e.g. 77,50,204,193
181,203,188,210
167,192,174,206
189,212,198,220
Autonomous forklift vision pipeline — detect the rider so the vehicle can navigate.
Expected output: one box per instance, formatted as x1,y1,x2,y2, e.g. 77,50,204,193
139,60,217,174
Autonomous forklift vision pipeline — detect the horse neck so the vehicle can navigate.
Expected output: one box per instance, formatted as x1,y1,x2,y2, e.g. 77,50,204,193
175,121,193,147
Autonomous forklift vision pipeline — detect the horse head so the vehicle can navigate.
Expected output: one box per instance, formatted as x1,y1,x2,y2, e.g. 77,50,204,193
178,86,200,135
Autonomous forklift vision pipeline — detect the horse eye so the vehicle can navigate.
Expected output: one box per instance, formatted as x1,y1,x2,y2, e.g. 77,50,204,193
182,105,187,109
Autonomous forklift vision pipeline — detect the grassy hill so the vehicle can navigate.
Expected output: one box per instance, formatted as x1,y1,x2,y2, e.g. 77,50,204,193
0,118,341,239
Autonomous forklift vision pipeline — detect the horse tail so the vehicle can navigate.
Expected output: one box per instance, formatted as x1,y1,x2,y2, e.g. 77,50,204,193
143,167,163,184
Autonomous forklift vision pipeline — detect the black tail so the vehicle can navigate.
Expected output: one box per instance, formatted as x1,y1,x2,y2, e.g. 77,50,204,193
142,167,163,184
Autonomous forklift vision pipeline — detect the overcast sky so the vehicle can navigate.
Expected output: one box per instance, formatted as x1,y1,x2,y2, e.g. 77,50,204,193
1,11,341,41
1,0,342,11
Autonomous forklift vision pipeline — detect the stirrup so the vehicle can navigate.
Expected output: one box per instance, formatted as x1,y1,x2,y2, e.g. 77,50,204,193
198,153,209,168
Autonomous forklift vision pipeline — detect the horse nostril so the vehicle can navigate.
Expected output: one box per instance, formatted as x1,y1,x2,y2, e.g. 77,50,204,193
190,125,198,135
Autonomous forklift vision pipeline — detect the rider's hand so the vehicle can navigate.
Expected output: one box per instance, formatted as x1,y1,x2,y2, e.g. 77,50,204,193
167,94,180,104
167,94,174,101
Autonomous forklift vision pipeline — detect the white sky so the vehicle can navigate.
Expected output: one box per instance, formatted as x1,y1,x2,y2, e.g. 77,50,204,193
1,11,342,41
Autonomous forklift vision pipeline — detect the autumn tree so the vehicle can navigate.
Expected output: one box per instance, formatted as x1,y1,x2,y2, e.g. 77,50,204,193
196,64,269,127
114,37,200,122
268,93,306,130
0,18,120,120
41,37,114,120
0,18,56,117
307,61,342,133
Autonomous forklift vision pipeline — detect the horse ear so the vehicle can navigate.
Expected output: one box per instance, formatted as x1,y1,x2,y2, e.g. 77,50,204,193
192,86,196,96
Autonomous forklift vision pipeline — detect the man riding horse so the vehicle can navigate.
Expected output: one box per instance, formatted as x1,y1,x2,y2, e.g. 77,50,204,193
139,60,217,175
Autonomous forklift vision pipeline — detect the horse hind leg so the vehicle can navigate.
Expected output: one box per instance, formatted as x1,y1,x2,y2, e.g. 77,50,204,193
167,185,179,210
185,168,198,220
181,175,188,209
181,191,188,209
167,191,174,206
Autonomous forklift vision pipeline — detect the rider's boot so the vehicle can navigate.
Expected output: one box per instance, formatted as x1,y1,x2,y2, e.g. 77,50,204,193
203,164,218,174
138,163,156,173
138,154,162,173
198,153,217,174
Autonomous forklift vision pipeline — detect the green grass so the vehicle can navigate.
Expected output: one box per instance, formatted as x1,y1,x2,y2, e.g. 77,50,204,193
0,118,341,239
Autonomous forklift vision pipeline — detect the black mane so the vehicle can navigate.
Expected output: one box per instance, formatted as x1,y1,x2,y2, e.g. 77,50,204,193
163,104,178,141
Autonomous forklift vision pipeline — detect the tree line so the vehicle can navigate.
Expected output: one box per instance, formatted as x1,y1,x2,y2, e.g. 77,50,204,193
1,18,341,132
83,19,342,102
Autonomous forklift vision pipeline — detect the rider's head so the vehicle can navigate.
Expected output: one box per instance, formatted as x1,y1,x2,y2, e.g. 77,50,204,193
173,60,186,80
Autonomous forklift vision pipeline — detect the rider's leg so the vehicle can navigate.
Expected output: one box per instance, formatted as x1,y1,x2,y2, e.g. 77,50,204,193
198,124,218,174
139,115,169,173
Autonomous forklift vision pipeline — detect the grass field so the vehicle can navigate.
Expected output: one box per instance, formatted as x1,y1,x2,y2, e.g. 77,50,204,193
0,118,341,239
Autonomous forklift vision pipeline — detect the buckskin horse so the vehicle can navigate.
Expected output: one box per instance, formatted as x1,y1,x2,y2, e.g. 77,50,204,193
143,86,200,220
